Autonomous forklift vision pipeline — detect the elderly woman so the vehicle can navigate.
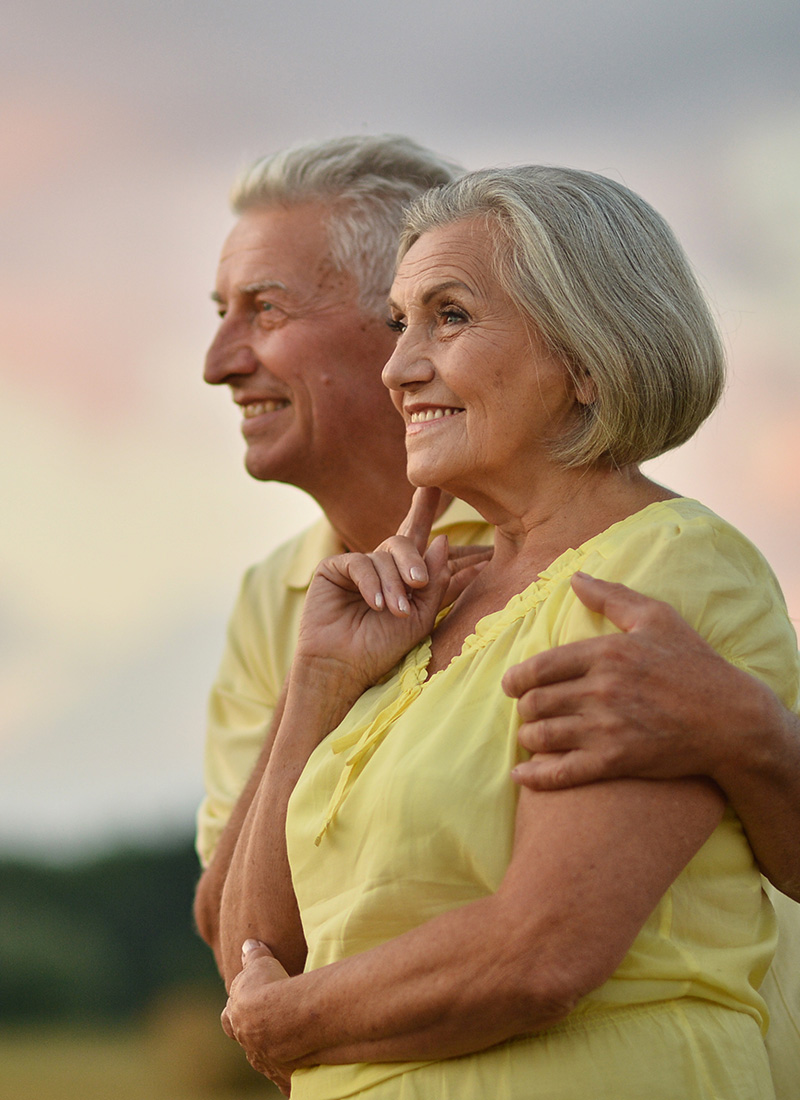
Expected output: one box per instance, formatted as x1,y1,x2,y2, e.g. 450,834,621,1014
219,167,798,1099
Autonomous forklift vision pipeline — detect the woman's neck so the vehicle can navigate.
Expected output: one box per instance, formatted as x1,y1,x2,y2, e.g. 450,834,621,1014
426,465,676,676
478,463,675,577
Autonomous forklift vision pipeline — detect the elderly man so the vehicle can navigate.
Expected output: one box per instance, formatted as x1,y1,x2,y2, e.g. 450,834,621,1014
193,135,799,1095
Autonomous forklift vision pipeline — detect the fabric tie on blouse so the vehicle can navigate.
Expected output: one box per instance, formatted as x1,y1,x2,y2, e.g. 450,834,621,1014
314,656,429,845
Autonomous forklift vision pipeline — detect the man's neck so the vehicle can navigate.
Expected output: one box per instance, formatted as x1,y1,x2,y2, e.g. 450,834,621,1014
315,470,417,554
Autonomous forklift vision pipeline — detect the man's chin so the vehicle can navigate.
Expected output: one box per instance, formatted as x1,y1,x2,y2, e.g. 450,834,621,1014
244,450,279,482
243,445,300,486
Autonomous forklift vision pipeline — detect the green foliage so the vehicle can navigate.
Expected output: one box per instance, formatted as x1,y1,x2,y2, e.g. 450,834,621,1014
0,836,221,1024
0,1013,280,1100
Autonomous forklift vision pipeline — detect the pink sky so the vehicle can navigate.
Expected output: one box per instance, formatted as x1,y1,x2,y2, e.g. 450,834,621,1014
1,0,798,853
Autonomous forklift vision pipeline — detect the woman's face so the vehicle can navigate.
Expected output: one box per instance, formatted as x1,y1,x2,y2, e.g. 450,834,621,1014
383,218,586,501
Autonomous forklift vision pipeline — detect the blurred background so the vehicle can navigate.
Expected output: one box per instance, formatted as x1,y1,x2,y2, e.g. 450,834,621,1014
1,0,798,1096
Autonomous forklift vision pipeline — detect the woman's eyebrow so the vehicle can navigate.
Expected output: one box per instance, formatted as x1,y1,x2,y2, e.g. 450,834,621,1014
388,279,473,313
420,279,471,305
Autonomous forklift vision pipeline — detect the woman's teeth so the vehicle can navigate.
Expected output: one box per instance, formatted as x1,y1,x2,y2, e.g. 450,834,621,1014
409,408,460,423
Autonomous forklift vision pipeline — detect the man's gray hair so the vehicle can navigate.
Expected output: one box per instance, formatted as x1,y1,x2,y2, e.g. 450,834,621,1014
400,166,725,468
231,135,463,317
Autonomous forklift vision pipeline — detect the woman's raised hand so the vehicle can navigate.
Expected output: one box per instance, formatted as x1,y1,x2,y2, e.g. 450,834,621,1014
294,488,490,698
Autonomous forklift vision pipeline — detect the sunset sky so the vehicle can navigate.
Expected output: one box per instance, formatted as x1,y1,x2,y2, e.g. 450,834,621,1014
2,0,798,856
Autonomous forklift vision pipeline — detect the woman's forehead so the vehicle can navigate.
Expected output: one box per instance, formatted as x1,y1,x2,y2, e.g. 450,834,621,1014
392,219,500,302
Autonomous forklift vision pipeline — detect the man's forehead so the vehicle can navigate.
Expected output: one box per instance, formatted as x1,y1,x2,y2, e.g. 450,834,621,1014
215,205,340,294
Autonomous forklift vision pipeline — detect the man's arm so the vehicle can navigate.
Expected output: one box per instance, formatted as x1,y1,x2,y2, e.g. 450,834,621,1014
503,572,800,900
194,688,287,973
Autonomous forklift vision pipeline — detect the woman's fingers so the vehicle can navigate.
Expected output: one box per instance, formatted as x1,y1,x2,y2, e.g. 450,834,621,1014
448,543,493,564
442,557,489,607
395,486,442,551
339,551,418,617
375,536,429,588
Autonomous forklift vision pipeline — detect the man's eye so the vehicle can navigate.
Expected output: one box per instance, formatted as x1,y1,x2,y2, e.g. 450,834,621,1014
258,301,275,312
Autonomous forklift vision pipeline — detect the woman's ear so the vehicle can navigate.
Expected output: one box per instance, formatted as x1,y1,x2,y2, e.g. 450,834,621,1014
573,369,597,406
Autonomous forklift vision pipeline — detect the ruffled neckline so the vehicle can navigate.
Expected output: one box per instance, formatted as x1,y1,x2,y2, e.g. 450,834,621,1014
421,496,698,677
313,497,699,842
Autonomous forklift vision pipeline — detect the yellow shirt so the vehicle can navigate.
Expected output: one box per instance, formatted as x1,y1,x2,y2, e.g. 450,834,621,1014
196,498,492,866
287,499,799,1100
763,884,800,1098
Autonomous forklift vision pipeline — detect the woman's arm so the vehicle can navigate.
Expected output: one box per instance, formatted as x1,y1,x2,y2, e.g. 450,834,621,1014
223,770,724,1074
217,516,461,986
505,574,800,900
218,664,365,984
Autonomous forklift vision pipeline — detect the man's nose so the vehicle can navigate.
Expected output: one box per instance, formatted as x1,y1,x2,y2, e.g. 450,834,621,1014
203,321,258,385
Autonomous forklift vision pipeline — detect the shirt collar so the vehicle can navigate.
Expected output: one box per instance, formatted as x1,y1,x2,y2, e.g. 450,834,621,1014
282,497,488,592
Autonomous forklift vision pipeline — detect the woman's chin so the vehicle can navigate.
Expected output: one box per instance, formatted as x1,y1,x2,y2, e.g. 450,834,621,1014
407,467,450,490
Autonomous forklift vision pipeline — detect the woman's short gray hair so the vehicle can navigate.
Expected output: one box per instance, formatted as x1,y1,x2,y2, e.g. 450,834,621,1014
399,166,725,467
231,135,463,318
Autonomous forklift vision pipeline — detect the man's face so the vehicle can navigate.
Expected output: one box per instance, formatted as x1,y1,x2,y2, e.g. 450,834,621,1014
205,203,402,496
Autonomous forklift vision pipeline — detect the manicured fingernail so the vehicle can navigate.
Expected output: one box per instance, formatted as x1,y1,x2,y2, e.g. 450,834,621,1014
410,567,425,581
398,596,410,614
374,592,384,609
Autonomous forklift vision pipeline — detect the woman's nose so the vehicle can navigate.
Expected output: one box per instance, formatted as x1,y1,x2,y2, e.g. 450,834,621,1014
381,338,436,392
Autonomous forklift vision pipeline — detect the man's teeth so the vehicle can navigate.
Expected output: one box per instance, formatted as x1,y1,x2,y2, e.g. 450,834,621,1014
242,400,290,418
409,408,461,423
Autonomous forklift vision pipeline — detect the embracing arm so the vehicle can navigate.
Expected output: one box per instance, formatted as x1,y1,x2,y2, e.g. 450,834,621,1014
194,685,291,977
223,770,724,1075
504,573,800,900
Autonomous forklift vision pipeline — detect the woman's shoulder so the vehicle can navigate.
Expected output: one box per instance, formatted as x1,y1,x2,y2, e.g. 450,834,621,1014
566,497,799,706
471,499,772,643
583,497,783,596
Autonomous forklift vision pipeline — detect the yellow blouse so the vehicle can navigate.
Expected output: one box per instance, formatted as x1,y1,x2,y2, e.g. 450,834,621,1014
286,499,800,1099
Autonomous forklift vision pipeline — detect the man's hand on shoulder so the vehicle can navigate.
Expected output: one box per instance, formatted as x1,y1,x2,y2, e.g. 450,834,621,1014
503,573,777,791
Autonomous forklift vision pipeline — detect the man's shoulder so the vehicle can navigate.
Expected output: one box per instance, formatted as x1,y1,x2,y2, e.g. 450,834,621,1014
240,516,341,599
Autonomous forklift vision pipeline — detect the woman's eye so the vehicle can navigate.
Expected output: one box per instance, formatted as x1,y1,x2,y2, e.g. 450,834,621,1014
440,307,468,326
386,318,407,334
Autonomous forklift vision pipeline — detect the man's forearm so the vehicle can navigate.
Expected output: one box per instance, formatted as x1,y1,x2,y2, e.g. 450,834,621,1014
712,687,800,901
194,689,287,975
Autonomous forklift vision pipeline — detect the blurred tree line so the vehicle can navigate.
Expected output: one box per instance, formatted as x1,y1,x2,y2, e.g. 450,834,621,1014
0,836,219,1023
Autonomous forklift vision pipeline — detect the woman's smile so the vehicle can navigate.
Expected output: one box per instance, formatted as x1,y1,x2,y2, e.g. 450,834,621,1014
384,218,581,499
406,405,464,431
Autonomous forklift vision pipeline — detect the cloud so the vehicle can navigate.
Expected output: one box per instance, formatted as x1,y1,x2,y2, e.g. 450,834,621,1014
2,0,798,850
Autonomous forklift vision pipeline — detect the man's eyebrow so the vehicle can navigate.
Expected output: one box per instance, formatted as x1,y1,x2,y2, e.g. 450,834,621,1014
210,279,288,304
241,279,288,295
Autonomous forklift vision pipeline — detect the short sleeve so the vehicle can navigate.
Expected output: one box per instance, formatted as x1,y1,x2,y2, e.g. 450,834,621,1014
556,503,799,712
195,564,280,866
